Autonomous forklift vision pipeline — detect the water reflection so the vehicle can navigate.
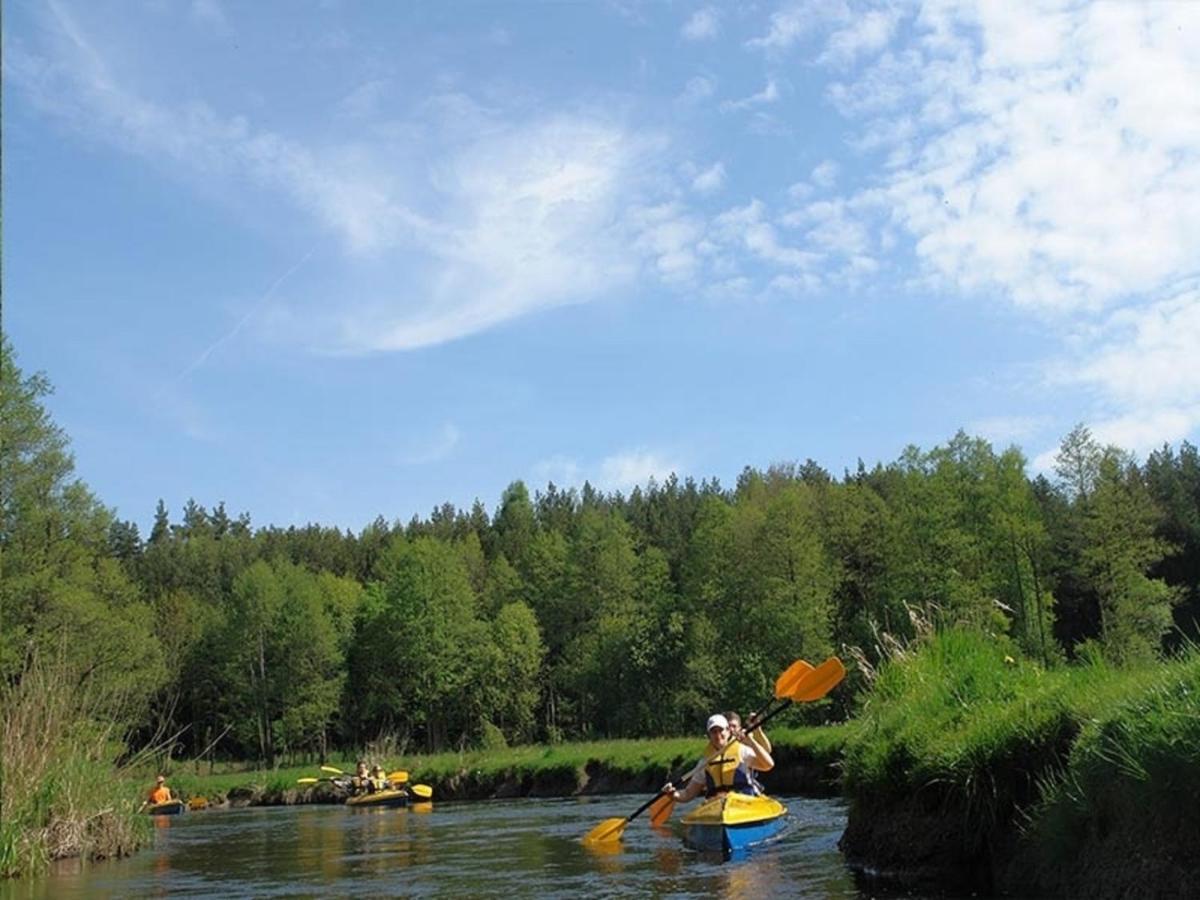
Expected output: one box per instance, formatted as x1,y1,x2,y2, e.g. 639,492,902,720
1,795,893,899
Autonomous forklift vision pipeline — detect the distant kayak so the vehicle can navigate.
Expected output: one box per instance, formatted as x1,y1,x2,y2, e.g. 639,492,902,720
147,799,186,816
345,789,409,809
680,792,786,856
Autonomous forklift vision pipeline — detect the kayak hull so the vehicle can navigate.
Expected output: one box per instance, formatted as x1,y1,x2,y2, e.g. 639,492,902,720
345,789,409,809
681,792,786,855
147,799,186,816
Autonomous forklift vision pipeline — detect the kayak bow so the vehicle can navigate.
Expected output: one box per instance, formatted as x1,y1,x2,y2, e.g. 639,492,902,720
680,792,786,856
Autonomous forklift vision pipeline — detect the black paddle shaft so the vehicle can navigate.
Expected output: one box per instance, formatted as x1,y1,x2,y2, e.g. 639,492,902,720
745,697,795,734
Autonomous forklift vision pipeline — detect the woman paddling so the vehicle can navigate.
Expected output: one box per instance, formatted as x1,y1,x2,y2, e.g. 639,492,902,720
664,713,774,805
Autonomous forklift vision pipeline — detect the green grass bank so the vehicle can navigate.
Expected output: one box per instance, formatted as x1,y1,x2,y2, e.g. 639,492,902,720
838,629,1200,898
150,725,846,810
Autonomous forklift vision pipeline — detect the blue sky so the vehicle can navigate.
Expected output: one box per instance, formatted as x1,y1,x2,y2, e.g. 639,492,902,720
4,0,1199,533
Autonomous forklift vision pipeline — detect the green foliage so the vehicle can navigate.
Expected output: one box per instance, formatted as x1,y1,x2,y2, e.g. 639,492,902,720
842,628,1200,892
1049,426,1178,662
348,536,497,749
222,560,350,763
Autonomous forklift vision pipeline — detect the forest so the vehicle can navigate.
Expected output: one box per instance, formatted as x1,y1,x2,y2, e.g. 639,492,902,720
4,334,1198,767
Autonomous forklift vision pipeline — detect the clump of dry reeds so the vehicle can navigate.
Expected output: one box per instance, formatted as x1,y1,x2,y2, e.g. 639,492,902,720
1,652,147,878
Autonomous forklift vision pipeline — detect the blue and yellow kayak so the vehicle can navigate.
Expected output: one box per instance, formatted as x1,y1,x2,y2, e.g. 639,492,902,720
680,792,786,855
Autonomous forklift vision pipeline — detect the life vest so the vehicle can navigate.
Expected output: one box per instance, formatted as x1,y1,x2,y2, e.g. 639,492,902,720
702,740,757,797
149,786,171,804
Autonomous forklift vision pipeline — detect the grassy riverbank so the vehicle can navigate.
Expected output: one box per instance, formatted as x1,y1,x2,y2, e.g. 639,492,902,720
839,629,1199,897
152,724,847,808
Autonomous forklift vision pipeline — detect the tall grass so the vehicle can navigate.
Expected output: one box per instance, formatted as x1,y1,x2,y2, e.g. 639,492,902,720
0,656,148,878
1016,650,1200,893
841,628,1200,893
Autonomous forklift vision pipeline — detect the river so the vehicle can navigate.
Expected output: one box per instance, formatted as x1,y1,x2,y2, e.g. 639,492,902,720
1,795,910,898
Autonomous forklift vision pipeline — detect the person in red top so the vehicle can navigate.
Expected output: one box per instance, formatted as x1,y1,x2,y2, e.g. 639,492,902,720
148,774,172,805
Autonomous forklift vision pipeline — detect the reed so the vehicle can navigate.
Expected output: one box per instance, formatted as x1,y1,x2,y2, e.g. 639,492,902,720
1,654,147,878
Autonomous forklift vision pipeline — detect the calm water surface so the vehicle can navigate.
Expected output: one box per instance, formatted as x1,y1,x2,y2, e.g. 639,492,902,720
2,795,901,898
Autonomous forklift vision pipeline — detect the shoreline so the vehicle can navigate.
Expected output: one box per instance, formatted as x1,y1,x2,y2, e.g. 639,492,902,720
167,729,845,811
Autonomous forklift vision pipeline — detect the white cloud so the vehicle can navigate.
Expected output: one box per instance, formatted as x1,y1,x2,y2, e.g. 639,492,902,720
691,161,726,193
679,75,716,104
818,9,900,67
810,160,838,188
833,2,1200,314
746,1,826,51
598,450,680,492
721,79,781,112
785,199,871,257
714,200,819,271
534,449,682,493
1050,288,1200,454
630,203,706,282
344,118,656,351
819,1,1200,452
682,8,719,41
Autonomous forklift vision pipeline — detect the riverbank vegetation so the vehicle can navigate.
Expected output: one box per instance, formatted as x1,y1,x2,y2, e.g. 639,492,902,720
4,331,1199,881
155,724,846,808
839,628,1199,895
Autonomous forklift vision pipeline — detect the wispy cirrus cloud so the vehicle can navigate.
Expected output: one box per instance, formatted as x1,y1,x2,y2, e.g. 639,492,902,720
7,2,438,256
7,2,675,355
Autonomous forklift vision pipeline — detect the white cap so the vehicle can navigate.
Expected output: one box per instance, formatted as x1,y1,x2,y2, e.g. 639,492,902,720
705,714,729,733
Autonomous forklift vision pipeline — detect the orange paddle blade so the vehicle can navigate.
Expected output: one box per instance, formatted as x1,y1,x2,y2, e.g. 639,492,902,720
774,659,815,699
582,817,628,846
648,793,675,827
790,657,846,701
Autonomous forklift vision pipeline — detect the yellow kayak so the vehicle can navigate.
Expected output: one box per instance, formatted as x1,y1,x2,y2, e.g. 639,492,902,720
345,789,409,809
680,792,786,855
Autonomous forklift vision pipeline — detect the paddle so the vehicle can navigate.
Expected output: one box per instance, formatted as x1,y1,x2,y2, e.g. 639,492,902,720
371,770,432,799
589,656,847,842
743,655,844,733
320,765,347,776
